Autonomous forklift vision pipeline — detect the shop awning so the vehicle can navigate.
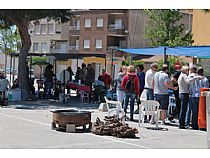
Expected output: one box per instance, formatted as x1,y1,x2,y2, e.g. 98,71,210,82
28,53,106,60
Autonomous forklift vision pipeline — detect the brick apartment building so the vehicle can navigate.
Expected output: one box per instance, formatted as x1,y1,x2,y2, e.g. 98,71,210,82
29,9,192,80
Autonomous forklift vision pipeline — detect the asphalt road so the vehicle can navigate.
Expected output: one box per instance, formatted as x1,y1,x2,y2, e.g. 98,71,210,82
0,105,208,149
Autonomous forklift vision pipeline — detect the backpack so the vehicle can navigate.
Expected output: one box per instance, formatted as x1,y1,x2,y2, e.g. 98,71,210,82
125,76,135,93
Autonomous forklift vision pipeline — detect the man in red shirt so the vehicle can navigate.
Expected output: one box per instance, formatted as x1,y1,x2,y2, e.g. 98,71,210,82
121,65,140,121
100,69,112,90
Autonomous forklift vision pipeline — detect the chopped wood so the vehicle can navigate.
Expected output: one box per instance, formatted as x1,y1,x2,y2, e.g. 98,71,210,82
92,115,138,138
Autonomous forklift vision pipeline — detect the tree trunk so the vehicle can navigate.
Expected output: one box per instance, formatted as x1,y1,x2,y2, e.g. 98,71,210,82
17,23,31,100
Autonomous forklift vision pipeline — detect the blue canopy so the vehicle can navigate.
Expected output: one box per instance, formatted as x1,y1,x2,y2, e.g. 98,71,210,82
118,46,210,58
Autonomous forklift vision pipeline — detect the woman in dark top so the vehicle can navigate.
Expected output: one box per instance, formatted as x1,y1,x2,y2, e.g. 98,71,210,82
168,70,181,121
44,64,55,99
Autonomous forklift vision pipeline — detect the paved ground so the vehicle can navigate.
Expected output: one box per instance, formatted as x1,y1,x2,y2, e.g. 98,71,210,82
0,99,209,149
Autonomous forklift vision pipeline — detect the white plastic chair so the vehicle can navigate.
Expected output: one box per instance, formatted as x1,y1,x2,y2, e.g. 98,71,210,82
140,89,147,102
78,90,89,103
168,96,176,115
104,96,124,119
139,100,160,128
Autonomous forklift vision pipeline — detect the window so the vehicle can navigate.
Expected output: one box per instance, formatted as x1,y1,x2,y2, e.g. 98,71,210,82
41,43,47,52
34,24,40,35
48,24,54,34
41,24,47,34
76,19,80,30
83,40,90,49
60,43,66,52
115,19,123,29
33,43,39,52
96,18,103,27
95,39,102,49
55,23,61,34
84,18,91,28
76,40,79,50
57,42,66,52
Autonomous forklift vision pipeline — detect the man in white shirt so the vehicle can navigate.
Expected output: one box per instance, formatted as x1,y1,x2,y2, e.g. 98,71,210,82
197,67,209,88
145,63,158,100
178,65,203,129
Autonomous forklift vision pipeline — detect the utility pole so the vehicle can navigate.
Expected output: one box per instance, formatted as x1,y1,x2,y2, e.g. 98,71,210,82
125,30,132,64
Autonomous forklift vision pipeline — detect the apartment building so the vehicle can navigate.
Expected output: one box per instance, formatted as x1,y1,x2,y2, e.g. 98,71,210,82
68,9,130,78
29,10,132,79
29,9,192,80
29,18,70,77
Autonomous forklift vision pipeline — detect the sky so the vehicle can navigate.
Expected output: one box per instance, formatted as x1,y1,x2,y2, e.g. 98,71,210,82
1,0,210,9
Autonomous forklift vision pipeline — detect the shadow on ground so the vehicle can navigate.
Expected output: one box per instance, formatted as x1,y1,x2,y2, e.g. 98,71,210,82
6,96,100,111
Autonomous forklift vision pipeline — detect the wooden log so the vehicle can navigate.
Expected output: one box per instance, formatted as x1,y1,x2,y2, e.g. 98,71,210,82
92,115,138,138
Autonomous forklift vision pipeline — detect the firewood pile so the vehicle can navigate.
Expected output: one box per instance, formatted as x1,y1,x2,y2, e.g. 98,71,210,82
92,115,138,138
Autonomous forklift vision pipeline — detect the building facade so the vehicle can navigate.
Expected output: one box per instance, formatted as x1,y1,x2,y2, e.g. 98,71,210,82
29,9,193,81
192,9,210,77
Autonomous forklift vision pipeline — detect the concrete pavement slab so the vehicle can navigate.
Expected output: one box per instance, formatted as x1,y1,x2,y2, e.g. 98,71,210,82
0,100,208,149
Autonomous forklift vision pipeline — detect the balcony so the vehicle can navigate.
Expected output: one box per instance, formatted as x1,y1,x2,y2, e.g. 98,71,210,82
69,46,79,51
69,26,80,30
69,26,80,35
51,49,67,54
107,44,126,50
108,24,126,37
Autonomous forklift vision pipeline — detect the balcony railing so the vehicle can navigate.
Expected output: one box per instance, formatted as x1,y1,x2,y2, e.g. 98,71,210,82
108,24,124,30
108,24,126,36
107,45,126,50
69,46,79,51
51,49,67,53
69,26,80,31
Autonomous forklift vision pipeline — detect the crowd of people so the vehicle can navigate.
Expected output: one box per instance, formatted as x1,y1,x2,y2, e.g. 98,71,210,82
116,63,209,130
2,60,210,130
42,62,113,102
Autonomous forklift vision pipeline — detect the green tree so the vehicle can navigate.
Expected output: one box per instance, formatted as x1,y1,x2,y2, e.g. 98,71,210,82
0,10,71,99
144,9,194,47
133,60,144,68
157,56,187,74
0,26,20,76
32,56,48,80
32,56,48,66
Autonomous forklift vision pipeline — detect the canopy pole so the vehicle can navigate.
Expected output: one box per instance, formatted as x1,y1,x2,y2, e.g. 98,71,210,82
111,49,114,76
30,55,32,79
105,54,107,71
10,54,12,85
12,54,15,83
76,57,78,68
164,47,167,64
54,58,57,78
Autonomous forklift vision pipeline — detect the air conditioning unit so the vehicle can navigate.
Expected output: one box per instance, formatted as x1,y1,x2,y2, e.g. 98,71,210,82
50,45,55,50
28,29,33,35
50,41,56,45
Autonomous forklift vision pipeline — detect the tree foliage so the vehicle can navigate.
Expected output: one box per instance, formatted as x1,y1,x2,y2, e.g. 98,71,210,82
144,9,194,47
32,57,48,66
133,60,144,68
0,26,20,54
0,10,72,99
157,56,187,74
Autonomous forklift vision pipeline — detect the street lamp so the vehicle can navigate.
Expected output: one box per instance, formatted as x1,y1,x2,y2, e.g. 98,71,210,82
125,30,132,64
